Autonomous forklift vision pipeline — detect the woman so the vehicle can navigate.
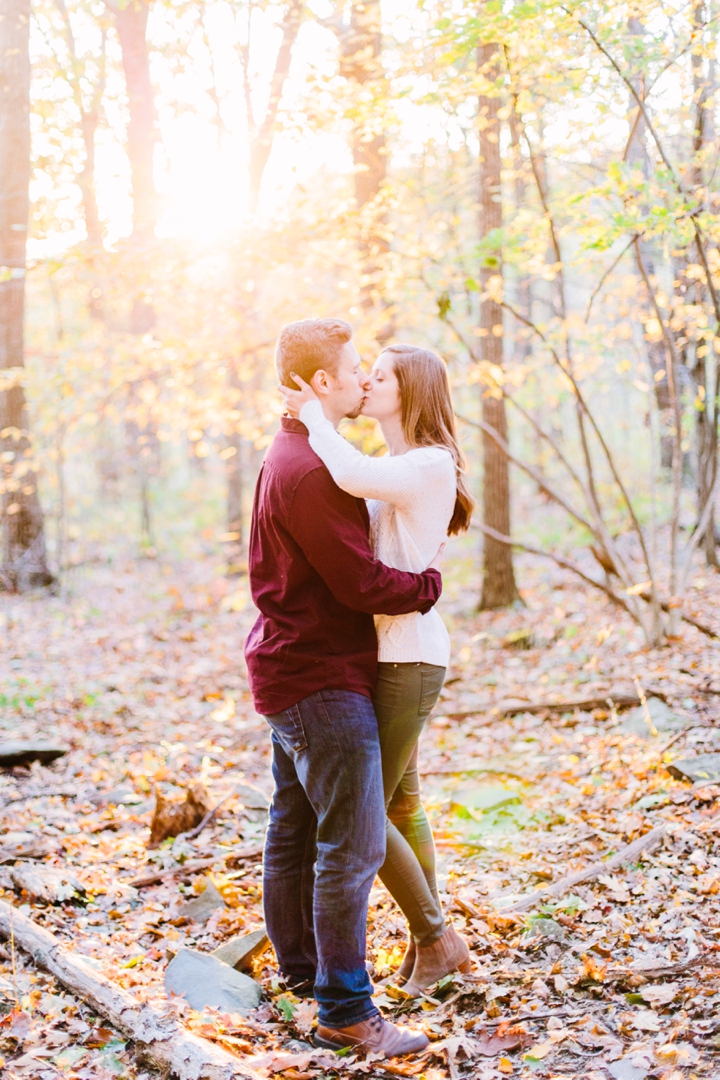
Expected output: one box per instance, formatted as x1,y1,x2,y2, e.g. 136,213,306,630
280,343,474,996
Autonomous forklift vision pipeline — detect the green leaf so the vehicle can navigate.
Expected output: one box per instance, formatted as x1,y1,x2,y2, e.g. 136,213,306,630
277,995,297,1022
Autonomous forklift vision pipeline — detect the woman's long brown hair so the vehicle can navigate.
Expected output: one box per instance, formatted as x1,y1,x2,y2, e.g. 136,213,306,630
382,344,474,535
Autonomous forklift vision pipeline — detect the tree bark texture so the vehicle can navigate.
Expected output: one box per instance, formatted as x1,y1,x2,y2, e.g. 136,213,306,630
114,0,157,242
0,0,53,591
478,41,518,610
0,899,257,1080
691,0,718,565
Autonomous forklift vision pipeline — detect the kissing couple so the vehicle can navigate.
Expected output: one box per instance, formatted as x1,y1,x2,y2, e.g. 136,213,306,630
244,318,474,1057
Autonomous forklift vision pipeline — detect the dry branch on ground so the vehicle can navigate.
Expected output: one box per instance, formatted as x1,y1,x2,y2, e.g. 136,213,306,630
2,554,720,1079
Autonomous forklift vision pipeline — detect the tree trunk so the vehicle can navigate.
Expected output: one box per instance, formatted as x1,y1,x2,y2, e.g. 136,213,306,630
114,0,157,242
246,0,303,213
55,0,105,246
78,110,102,245
478,41,518,610
334,0,392,341
109,0,157,333
691,0,718,566
0,0,53,591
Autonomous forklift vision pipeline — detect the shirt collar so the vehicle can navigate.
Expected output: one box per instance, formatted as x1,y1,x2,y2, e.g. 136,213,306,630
281,416,309,435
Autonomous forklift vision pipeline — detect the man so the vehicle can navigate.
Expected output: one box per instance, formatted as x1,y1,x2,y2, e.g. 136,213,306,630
245,319,440,1056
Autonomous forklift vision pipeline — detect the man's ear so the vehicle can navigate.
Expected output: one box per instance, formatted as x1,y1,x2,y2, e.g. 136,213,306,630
311,369,331,396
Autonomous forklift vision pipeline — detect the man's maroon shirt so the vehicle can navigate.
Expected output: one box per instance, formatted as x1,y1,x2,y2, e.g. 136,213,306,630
244,417,442,715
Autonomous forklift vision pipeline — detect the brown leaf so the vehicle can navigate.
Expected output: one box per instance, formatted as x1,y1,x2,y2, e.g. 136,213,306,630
474,1025,533,1056
292,999,318,1035
148,782,212,847
580,952,607,983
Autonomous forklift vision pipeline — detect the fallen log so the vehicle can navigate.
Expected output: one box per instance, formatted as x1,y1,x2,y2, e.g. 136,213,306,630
626,950,703,980
444,692,643,720
0,741,68,768
0,898,259,1080
0,787,77,808
493,825,666,914
127,843,264,889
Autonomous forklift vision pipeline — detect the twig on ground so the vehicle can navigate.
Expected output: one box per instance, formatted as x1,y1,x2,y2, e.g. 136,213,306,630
491,825,666,914
0,788,78,808
659,725,716,755
442,692,652,719
451,893,483,920
126,843,264,889
619,950,704,980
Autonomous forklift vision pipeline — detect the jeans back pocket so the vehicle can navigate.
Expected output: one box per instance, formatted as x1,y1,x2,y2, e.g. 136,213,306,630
266,704,308,754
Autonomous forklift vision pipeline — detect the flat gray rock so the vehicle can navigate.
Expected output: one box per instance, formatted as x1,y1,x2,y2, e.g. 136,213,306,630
164,948,262,1014
607,1056,649,1080
0,741,68,767
451,784,522,814
235,782,270,811
178,880,226,923
212,928,269,971
534,917,567,941
93,786,143,806
667,753,720,784
619,697,688,737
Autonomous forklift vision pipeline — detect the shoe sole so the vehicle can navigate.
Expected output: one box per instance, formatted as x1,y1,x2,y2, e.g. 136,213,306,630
404,956,472,996
314,1033,366,1053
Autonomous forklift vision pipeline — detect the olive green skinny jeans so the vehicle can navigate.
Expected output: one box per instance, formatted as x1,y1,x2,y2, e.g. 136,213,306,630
373,661,446,947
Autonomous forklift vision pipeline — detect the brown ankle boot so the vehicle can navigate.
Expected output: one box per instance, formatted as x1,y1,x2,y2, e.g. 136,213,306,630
315,1014,429,1057
403,925,471,996
396,938,416,983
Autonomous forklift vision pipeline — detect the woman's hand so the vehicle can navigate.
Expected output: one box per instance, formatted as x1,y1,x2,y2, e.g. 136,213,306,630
427,541,446,571
278,372,319,419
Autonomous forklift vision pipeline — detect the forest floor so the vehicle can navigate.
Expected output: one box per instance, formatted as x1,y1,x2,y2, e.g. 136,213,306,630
2,550,720,1080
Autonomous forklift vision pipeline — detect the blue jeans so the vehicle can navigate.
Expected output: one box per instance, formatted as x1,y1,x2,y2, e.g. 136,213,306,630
262,689,386,1028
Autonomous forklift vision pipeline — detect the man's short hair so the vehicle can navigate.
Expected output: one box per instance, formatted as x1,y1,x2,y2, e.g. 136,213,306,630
275,318,353,389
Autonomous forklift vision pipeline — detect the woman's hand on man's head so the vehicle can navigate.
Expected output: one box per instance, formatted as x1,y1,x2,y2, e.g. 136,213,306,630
278,372,319,418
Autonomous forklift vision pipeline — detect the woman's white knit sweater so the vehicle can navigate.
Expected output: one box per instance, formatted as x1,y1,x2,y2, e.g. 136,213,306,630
299,399,455,667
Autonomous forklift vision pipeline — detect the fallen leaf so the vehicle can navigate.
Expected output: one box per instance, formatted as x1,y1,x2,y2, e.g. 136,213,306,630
631,1009,661,1032
640,983,678,1006
580,952,607,983
524,1038,554,1060
292,999,318,1035
474,1026,532,1056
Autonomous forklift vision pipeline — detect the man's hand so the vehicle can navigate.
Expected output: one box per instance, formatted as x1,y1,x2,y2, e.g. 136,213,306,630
279,373,319,418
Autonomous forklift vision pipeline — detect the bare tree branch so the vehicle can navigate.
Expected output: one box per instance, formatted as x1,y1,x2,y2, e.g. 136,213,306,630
474,521,636,617
584,234,638,324
500,298,655,587
458,413,597,535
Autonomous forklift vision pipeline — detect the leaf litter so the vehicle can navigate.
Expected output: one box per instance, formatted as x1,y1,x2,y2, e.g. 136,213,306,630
1,551,720,1078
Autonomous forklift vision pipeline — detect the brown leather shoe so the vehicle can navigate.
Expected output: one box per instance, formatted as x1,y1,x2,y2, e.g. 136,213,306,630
315,1014,429,1057
396,938,416,983
403,924,471,996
